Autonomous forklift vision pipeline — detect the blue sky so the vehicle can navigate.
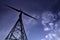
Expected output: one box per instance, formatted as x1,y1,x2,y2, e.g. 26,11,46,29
0,0,60,40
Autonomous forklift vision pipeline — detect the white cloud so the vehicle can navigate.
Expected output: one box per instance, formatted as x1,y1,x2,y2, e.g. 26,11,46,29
23,14,40,25
42,11,55,24
22,14,40,34
41,38,46,40
41,11,56,31
41,11,60,40
41,29,60,40
44,27,50,31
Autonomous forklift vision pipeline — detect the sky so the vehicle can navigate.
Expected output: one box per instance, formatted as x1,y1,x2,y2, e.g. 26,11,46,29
0,0,60,40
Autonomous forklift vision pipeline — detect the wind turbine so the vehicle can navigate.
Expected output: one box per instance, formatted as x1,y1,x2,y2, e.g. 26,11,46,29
5,4,38,40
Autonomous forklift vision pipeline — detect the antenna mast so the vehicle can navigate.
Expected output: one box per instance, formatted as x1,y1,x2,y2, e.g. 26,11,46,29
5,12,28,40
5,5,37,40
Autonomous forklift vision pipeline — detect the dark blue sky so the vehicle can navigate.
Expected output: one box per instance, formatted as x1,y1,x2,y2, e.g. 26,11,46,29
0,0,60,40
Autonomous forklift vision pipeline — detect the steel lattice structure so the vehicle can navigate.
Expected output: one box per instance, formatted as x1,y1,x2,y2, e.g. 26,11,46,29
5,5,37,40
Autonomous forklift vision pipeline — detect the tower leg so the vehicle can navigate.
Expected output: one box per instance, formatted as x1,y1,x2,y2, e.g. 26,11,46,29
5,13,28,40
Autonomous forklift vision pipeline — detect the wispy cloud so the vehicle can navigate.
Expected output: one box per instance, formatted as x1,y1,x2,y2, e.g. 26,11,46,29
41,11,60,40
23,14,40,28
22,14,40,37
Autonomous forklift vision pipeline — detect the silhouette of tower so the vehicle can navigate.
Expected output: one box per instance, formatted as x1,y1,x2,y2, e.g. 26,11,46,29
5,5,37,40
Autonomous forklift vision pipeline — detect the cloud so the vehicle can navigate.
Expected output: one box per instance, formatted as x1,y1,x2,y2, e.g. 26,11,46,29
41,29,60,40
22,14,40,36
44,27,50,31
41,11,60,40
42,11,55,23
23,14,40,27
41,11,56,31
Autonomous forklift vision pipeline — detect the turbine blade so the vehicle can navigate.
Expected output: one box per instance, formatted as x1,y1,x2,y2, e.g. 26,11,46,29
23,12,38,20
5,5,20,12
